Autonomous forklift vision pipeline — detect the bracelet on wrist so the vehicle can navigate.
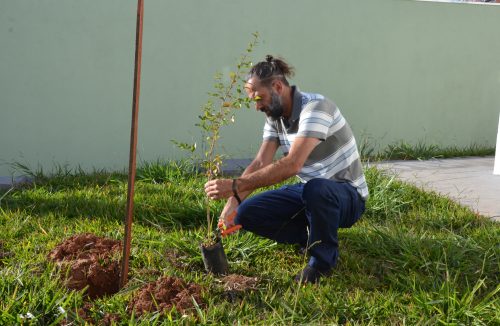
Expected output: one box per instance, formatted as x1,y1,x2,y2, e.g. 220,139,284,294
232,178,242,204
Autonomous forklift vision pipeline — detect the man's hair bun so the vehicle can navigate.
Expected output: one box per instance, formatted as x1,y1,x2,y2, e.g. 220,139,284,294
248,55,295,86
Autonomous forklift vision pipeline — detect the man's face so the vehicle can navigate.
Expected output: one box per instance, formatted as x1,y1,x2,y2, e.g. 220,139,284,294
244,77,284,121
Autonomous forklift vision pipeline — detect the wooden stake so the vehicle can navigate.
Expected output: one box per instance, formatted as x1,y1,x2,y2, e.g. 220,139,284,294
120,0,144,288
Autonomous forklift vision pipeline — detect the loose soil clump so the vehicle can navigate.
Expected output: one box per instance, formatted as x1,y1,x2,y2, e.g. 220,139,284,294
129,276,204,316
47,233,122,299
218,274,258,302
220,274,258,292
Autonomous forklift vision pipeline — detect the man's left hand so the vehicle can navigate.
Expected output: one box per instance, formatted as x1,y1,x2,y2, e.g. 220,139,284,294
204,179,233,200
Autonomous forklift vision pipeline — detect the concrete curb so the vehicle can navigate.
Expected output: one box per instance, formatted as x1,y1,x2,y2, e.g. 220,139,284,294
0,176,34,191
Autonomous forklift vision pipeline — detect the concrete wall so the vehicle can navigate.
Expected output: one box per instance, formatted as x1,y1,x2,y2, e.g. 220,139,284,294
1,0,499,176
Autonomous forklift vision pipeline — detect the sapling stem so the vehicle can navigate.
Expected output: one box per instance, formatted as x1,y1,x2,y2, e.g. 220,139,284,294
173,33,259,244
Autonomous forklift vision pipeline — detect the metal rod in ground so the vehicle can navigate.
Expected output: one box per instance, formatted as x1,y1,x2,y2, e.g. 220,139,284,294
120,0,144,289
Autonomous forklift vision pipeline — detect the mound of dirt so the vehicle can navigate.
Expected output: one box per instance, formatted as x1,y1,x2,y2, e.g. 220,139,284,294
48,233,121,261
218,274,259,302
47,233,122,299
128,276,203,316
220,274,258,292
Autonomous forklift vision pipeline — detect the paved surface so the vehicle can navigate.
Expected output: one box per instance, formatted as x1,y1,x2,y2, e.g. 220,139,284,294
0,176,33,191
373,157,500,221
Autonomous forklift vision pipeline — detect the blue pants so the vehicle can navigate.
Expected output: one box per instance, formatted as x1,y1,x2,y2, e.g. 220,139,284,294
234,179,365,272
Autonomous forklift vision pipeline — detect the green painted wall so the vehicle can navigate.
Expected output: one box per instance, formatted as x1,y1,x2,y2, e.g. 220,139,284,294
1,0,499,176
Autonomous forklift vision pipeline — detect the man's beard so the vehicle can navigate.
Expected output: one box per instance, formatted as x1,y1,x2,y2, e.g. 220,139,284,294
262,91,284,121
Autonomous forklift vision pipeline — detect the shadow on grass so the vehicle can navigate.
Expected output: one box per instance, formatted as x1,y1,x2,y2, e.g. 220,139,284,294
0,181,209,230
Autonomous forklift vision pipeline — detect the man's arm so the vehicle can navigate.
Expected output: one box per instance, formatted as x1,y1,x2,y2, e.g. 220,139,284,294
237,137,320,193
236,140,279,200
205,137,320,200
216,140,278,224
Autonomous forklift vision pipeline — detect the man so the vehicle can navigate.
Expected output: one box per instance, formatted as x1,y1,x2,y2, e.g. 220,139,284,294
204,55,368,284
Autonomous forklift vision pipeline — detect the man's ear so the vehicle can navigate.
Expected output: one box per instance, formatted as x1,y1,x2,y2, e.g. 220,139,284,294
273,79,284,94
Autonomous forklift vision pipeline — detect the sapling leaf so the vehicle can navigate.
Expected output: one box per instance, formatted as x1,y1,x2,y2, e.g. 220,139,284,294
171,140,197,153
171,32,259,241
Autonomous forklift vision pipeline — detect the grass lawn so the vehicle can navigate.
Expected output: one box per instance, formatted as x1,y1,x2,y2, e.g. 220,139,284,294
0,161,498,325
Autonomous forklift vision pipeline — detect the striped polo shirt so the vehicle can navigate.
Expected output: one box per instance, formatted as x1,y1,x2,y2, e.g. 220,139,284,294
263,86,369,200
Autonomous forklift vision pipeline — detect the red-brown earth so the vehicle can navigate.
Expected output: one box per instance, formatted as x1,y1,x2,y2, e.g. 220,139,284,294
47,233,122,299
49,234,258,322
128,276,204,316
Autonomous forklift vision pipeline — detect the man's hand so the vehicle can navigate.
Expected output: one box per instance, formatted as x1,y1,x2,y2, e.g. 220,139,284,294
219,196,240,229
204,179,233,200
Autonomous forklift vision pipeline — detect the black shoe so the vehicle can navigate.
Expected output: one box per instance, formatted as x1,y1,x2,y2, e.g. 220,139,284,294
294,266,331,285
